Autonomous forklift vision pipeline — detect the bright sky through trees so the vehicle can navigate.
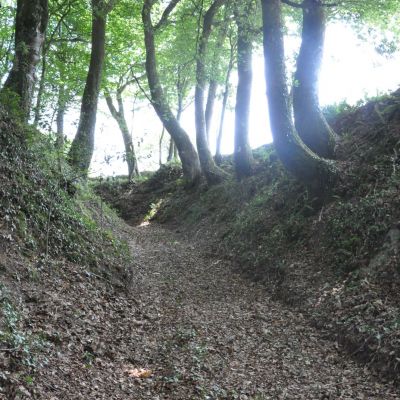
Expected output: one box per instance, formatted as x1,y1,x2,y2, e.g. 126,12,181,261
80,22,400,177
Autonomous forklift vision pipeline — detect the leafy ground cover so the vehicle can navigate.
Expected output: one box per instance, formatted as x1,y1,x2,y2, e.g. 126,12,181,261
98,89,400,382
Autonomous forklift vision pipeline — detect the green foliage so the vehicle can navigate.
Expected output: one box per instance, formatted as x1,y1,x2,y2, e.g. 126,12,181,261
0,284,41,368
0,107,130,273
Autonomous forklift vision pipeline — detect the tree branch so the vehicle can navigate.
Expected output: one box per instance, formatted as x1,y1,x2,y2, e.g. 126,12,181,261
281,0,304,9
154,0,181,31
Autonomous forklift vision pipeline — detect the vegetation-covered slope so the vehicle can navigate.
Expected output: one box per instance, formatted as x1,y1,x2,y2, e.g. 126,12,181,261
0,107,131,396
97,90,400,380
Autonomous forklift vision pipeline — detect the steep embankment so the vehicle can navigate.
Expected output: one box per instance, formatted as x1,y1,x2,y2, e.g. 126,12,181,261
0,107,131,397
97,89,400,381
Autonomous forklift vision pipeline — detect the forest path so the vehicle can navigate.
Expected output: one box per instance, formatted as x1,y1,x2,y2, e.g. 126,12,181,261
31,222,399,399
121,222,399,399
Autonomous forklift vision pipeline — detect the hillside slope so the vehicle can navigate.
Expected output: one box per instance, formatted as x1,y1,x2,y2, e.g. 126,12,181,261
97,89,400,380
0,107,131,397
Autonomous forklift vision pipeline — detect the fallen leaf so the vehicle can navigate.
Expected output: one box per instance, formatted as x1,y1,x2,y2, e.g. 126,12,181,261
126,368,153,379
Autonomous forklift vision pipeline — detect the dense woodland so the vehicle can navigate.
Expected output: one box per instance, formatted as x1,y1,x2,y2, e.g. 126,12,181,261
0,0,398,188
1,0,400,398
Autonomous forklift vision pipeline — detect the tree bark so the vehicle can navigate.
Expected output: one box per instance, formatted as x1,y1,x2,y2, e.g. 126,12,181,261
261,0,337,191
68,0,107,177
105,89,139,181
293,0,336,159
233,1,254,179
205,80,218,141
55,85,66,149
142,0,201,186
215,37,234,165
194,0,228,185
33,51,47,127
167,103,182,162
159,126,165,166
1,0,48,121
205,8,229,142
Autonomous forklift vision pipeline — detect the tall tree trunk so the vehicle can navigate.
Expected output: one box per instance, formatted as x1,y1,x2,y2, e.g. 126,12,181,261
105,89,139,181
293,0,336,159
159,126,165,166
205,80,218,141
215,38,234,165
233,1,254,179
261,0,337,191
55,85,66,149
205,8,229,142
142,0,201,186
195,0,227,185
33,51,47,127
167,104,182,162
1,0,48,121
68,0,107,177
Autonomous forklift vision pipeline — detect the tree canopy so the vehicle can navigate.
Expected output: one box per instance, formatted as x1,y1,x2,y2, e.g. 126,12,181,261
0,0,399,188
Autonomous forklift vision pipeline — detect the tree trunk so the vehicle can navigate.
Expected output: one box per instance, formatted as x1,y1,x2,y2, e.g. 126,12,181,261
105,90,139,181
68,0,107,177
205,79,218,141
205,8,229,142
33,51,47,127
261,0,337,191
234,1,254,179
195,0,227,185
1,0,48,121
159,126,165,166
55,85,66,149
215,38,234,165
142,0,201,186
293,0,336,159
168,105,182,162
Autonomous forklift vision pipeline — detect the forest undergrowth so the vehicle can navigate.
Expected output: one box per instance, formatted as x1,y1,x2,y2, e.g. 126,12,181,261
97,89,400,382
1,91,400,398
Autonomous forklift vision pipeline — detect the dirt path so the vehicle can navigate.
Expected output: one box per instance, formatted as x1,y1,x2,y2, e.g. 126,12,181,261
17,222,400,399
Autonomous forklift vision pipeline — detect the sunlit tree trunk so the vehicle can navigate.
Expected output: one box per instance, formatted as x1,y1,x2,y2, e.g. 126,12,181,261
105,88,139,181
168,100,182,162
33,53,47,126
205,8,229,142
195,0,228,184
233,1,254,179
1,0,48,121
215,37,234,165
142,0,201,186
205,80,218,141
293,0,336,159
55,85,66,149
68,0,108,177
261,0,337,191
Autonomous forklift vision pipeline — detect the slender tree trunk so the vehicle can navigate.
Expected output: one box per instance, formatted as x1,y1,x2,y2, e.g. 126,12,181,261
0,31,15,85
204,9,228,142
142,0,201,186
159,126,165,166
167,137,174,162
167,104,182,162
55,85,66,149
215,40,234,165
1,0,48,121
234,1,254,179
205,80,218,141
105,90,139,180
68,0,107,177
293,0,336,159
33,51,47,127
195,0,227,185
261,0,337,191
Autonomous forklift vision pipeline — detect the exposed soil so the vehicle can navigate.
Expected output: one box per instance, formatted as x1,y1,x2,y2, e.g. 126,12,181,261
2,220,400,399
